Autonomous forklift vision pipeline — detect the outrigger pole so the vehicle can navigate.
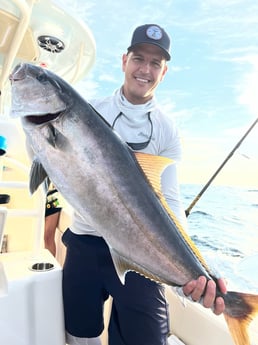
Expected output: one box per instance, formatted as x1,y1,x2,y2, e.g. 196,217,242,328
185,116,258,217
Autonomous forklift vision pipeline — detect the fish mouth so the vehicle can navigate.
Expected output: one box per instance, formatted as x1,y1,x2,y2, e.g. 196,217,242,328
25,112,62,125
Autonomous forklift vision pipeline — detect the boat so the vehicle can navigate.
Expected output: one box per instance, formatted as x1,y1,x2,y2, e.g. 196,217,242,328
0,1,257,345
0,1,95,345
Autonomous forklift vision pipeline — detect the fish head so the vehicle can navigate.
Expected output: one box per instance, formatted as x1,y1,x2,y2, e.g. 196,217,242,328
9,63,106,203
9,63,68,120
9,63,80,156
9,63,84,193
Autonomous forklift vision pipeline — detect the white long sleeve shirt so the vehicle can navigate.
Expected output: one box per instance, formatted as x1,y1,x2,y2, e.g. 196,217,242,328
70,89,187,235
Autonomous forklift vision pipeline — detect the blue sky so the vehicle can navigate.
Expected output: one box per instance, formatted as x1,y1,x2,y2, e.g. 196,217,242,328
62,0,258,186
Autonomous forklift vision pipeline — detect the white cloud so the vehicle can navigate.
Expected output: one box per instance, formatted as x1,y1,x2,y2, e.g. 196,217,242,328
74,77,99,100
237,56,258,115
99,74,118,83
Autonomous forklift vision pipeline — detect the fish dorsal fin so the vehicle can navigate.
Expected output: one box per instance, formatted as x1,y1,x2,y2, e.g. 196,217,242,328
30,158,48,194
110,247,167,285
134,152,210,273
134,152,172,199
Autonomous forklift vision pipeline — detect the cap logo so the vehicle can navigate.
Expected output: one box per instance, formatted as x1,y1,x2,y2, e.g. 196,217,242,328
146,25,163,40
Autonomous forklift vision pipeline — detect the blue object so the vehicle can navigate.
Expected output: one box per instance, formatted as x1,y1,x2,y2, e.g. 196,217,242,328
0,135,7,155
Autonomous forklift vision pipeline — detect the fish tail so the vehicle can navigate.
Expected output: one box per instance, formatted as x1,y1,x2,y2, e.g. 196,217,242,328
223,291,258,345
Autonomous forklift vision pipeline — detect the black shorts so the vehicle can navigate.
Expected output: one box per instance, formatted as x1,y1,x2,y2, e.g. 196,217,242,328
62,229,170,345
45,186,61,217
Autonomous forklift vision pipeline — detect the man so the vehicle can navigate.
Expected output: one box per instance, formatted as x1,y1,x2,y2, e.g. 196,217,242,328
62,24,226,345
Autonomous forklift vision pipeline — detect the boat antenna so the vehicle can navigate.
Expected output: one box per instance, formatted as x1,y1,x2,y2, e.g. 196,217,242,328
185,116,258,217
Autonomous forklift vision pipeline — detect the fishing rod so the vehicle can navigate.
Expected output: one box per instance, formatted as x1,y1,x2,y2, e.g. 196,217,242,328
185,116,258,217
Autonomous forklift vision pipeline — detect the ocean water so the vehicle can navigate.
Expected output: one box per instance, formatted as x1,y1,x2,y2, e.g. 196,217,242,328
181,184,258,293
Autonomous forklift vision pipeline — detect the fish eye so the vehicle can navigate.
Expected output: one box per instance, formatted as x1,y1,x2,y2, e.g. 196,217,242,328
36,72,47,83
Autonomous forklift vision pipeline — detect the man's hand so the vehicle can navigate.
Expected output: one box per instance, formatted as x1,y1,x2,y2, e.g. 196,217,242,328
182,276,227,315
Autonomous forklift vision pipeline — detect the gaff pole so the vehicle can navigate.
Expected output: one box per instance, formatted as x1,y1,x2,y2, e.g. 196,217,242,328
185,116,258,217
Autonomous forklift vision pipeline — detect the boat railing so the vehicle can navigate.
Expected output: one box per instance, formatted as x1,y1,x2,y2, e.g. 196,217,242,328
0,0,37,114
0,0,96,115
0,155,45,255
0,1,35,94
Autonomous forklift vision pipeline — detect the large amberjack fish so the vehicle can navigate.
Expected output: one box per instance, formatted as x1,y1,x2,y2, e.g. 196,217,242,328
10,63,258,345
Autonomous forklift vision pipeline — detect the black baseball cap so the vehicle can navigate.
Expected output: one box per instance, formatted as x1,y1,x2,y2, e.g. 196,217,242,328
127,24,171,61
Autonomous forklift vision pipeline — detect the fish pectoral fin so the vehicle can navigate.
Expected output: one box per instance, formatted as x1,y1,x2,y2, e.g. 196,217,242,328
110,248,164,285
29,158,48,194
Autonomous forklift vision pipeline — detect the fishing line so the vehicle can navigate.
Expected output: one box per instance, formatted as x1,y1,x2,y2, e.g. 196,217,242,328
185,116,258,217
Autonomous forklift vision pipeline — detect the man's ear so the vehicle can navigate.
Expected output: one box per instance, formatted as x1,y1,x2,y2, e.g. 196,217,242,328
122,53,128,72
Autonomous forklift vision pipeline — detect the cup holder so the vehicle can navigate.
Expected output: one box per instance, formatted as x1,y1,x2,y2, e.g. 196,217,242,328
30,262,54,272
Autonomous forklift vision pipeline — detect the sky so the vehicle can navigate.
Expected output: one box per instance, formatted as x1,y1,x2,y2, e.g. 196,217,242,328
61,0,258,187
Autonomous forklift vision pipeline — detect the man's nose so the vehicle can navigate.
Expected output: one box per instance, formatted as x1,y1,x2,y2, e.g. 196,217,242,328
139,62,151,73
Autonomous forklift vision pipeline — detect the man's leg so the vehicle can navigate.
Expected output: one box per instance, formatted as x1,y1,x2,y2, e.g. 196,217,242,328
62,230,109,338
108,271,170,345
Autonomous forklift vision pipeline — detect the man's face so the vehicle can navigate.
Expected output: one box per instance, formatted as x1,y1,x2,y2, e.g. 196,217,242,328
122,43,168,104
